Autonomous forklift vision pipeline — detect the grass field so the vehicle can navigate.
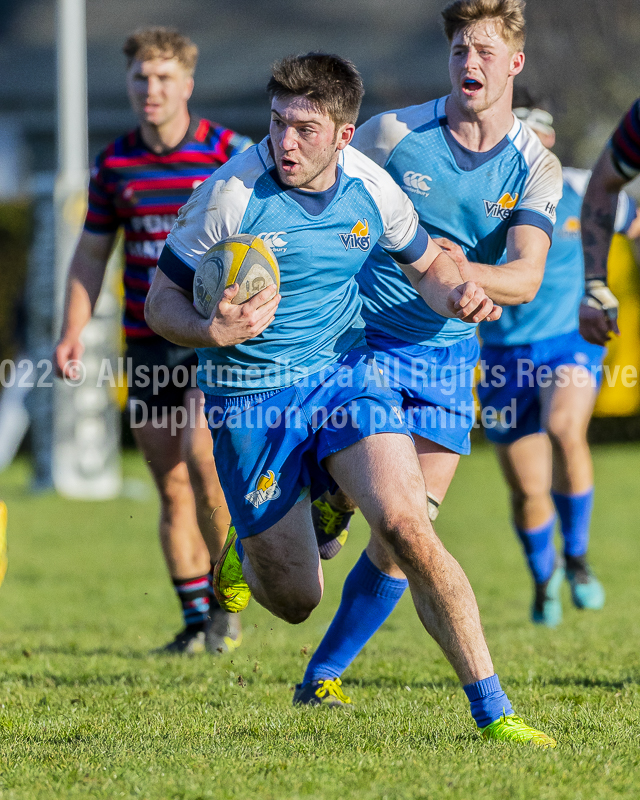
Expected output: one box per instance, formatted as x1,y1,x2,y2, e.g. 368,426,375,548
1,443,640,799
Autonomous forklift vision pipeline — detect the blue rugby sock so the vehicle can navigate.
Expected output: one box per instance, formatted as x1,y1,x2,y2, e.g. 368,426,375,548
234,535,245,563
463,674,514,728
515,516,557,584
552,488,594,558
303,550,408,683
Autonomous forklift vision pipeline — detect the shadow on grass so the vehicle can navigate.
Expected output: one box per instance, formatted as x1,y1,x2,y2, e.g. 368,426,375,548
7,645,155,660
540,675,640,691
341,676,461,691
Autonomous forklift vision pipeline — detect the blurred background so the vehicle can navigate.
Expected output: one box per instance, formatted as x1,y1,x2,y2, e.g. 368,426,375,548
1,0,640,494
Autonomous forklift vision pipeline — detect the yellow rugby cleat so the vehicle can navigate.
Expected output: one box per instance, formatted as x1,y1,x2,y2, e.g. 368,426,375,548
293,678,352,707
481,714,556,748
212,527,251,613
0,501,7,588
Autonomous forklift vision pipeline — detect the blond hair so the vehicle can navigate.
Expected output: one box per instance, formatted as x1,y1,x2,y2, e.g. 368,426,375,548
123,27,198,74
442,0,526,51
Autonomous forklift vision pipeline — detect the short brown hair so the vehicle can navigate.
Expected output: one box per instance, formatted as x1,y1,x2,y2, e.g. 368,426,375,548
442,0,526,51
267,53,364,128
123,27,198,74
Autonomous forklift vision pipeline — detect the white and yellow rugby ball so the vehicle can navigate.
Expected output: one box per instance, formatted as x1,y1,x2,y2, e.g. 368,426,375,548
193,234,280,318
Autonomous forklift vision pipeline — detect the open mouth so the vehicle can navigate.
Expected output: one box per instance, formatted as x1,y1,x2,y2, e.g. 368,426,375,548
462,78,483,94
281,157,297,171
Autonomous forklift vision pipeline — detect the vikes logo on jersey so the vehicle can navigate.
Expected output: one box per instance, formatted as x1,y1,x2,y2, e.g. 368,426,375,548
339,219,370,251
560,216,581,239
403,171,432,196
257,231,288,251
483,192,519,220
245,470,281,509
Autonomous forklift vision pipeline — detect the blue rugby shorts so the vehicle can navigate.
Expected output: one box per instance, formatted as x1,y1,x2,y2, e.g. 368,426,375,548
477,329,605,445
365,325,479,456
203,346,410,538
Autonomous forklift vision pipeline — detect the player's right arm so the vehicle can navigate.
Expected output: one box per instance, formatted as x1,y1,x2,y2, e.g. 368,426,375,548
580,99,640,345
54,230,116,378
579,150,630,345
145,265,279,348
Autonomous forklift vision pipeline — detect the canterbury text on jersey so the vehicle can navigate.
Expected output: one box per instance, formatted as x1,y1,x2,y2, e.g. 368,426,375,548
352,96,563,347
158,137,429,395
84,116,252,338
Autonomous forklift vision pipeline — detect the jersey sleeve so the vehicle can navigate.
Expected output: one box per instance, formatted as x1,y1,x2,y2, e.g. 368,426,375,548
610,99,640,180
509,146,563,241
614,191,637,234
83,152,119,235
353,103,438,169
375,170,422,255
226,132,254,158
159,152,258,291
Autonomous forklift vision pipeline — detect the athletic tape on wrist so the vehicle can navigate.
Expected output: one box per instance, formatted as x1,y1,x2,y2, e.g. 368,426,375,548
581,279,619,321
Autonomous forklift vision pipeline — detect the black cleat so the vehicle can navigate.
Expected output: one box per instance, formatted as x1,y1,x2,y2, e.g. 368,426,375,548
154,625,207,654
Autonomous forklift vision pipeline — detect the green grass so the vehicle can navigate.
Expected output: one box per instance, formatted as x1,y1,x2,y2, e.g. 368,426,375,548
1,444,640,799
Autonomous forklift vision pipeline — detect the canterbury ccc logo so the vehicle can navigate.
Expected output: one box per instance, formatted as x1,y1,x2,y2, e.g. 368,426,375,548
338,219,371,251
403,171,432,194
257,231,288,248
483,192,519,220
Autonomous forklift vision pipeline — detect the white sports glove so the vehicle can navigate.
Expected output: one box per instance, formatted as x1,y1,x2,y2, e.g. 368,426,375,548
580,279,619,322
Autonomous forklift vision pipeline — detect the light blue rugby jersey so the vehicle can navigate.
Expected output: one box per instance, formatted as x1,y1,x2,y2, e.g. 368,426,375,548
480,167,636,346
158,137,426,395
353,96,563,347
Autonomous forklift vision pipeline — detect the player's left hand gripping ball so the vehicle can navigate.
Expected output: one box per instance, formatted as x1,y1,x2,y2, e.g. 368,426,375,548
193,234,280,317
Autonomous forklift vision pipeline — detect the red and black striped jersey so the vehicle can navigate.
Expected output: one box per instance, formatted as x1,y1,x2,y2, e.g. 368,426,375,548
84,117,252,339
611,98,640,181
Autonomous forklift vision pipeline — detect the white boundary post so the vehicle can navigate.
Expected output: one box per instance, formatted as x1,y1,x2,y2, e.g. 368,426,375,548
53,0,121,499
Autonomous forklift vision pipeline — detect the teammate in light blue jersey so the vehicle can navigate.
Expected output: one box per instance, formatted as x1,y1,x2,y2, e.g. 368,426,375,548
145,53,554,745
478,106,640,626
298,1,562,730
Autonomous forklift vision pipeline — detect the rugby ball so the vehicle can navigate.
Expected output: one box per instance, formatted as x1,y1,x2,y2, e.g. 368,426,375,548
193,234,280,318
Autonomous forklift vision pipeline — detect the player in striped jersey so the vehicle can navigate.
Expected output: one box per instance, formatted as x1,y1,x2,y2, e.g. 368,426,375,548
580,98,640,346
54,27,252,654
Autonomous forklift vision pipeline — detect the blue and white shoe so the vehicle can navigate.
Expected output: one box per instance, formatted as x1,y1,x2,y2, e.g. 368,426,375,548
565,555,605,610
532,561,565,627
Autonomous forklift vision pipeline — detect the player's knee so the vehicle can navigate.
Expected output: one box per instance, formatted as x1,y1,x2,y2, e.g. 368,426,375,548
157,467,192,509
376,509,428,554
274,593,320,624
546,412,587,452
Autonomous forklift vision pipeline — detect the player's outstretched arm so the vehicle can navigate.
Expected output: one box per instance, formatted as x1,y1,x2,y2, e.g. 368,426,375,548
145,266,280,348
397,237,501,323
579,149,627,345
435,224,550,306
54,229,116,379
581,148,628,282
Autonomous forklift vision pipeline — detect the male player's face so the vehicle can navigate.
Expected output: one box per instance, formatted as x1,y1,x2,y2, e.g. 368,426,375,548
127,57,194,129
448,19,524,116
269,96,354,192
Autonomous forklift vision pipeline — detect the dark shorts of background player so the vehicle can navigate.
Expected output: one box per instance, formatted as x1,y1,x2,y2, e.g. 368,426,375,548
126,338,199,426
